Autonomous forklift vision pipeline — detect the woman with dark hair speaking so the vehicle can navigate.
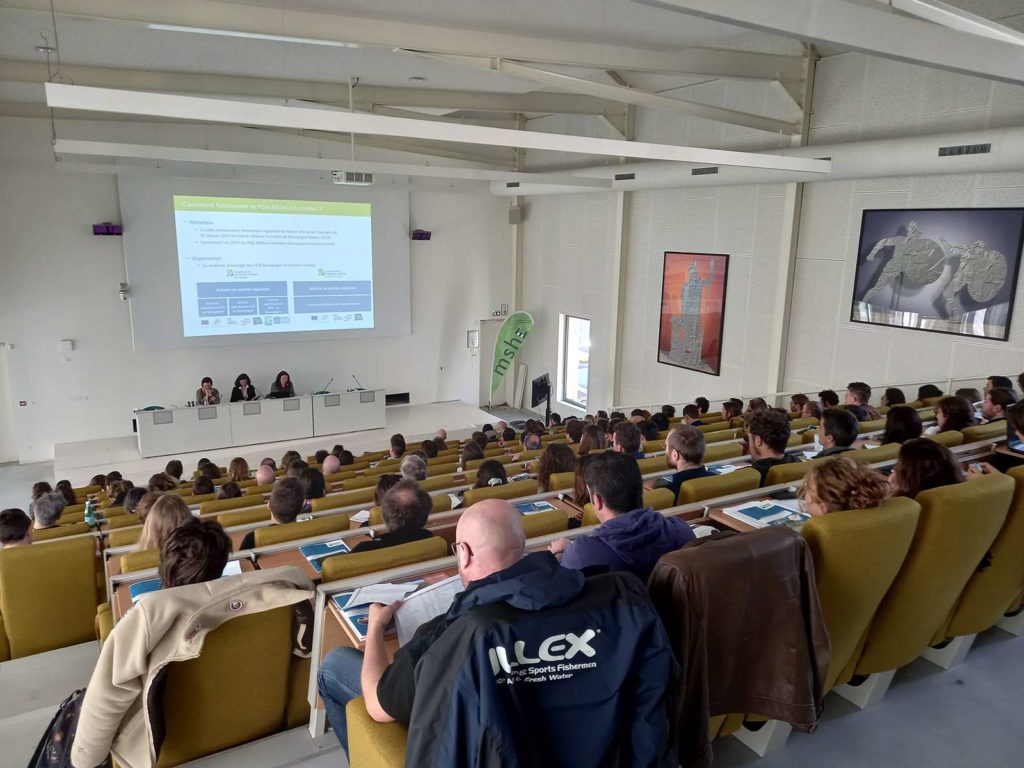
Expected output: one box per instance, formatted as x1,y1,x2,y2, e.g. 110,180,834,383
270,370,295,398
230,372,258,402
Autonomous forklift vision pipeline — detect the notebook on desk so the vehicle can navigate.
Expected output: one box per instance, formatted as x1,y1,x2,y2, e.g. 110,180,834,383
299,539,351,573
128,560,244,604
512,500,556,515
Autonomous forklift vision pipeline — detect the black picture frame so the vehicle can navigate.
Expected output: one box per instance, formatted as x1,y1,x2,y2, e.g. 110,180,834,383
849,207,1024,342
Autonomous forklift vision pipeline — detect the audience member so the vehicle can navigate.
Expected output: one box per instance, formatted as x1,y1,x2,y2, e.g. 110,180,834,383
982,387,1016,423
879,407,923,445
548,412,563,427
985,375,1014,396
799,456,889,516
889,438,964,498
299,468,328,500
255,464,276,487
331,444,345,459
435,428,448,443
148,472,179,493
917,384,944,401
227,457,250,483
926,395,974,435
681,404,704,426
845,381,881,420
536,443,577,493
89,473,107,489
801,401,823,420
31,492,66,530
399,454,428,482
721,400,742,421
572,453,595,508
521,433,542,452
955,387,983,406
694,397,710,415
661,404,676,419
286,460,309,479
107,480,134,507
881,387,906,407
460,441,485,469
134,492,161,523
818,389,840,408
315,449,330,465
260,457,278,471
815,408,859,458
54,480,77,507
193,476,215,496
322,454,341,477
0,508,32,548
390,433,407,459
967,404,1024,478
351,481,434,554
159,518,232,588
500,427,516,443
789,393,809,413
31,481,52,501
472,460,508,489
653,425,713,502
745,409,799,485
317,499,674,764
123,486,147,516
199,462,222,481
374,474,402,507
420,440,439,459
746,397,768,413
637,420,659,443
137,493,192,551
565,419,585,445
164,459,184,483
578,424,606,455
612,421,644,459
551,452,693,580
280,450,301,471
651,412,670,432
215,483,240,501
239,477,305,550
472,432,489,451
339,450,356,466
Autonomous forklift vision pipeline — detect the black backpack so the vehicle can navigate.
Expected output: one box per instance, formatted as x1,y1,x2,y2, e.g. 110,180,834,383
28,688,111,768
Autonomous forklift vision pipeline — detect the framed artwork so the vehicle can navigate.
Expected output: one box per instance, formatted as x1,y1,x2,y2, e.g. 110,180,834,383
851,208,1024,341
658,252,729,376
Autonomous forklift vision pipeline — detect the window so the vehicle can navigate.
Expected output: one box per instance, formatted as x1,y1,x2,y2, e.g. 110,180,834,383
561,315,591,409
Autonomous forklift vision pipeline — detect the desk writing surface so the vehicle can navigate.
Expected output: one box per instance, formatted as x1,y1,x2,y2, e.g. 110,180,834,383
113,558,256,622
256,535,371,581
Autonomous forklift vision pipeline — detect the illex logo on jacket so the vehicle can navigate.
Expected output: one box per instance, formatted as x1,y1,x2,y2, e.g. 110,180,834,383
488,630,599,683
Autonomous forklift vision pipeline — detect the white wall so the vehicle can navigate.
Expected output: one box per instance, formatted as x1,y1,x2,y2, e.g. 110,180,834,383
785,53,1024,394
0,117,512,462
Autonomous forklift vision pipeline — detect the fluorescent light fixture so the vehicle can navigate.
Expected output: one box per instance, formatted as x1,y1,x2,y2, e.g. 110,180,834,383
146,23,362,48
45,84,831,174
891,0,1024,48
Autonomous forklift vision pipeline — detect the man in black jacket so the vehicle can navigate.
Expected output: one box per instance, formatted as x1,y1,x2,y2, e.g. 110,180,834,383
319,499,676,766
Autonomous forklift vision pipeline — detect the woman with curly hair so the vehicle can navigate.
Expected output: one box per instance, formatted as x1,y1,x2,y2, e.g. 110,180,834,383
798,455,890,516
536,443,577,493
888,438,964,499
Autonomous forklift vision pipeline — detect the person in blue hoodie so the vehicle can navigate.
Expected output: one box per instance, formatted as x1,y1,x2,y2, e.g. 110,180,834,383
318,498,676,766
551,451,695,580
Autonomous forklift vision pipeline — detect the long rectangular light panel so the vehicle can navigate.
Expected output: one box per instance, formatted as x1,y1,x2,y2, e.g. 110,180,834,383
45,83,831,174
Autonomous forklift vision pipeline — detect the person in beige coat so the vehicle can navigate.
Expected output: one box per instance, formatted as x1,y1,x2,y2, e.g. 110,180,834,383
71,566,314,768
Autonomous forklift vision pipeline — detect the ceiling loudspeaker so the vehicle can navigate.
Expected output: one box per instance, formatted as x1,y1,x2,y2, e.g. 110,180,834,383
509,205,523,225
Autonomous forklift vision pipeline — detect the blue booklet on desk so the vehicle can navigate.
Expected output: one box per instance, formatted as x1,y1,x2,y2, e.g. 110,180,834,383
512,500,556,515
128,578,161,604
299,539,351,573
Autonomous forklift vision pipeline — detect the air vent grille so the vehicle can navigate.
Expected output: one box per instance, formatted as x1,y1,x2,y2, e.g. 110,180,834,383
691,166,719,176
614,172,636,181
938,143,992,157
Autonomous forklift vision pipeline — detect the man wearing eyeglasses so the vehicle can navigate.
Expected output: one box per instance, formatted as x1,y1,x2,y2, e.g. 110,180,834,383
318,498,676,766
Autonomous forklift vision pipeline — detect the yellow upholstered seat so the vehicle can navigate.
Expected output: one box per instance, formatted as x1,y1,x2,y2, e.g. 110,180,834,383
858,419,886,434
925,430,964,447
920,396,944,407
199,496,266,516
516,449,545,462
521,508,570,538
940,466,1024,639
105,514,140,530
697,422,731,434
107,527,142,547
320,536,448,582
244,483,274,496
801,497,920,691
33,522,92,541
847,442,902,463
704,442,742,463
547,471,576,492
342,475,383,491
853,473,1013,676
705,429,740,444
312,487,377,512
676,468,761,505
645,487,676,511
368,494,452,526
465,454,516,470
427,461,460,477
463,479,538,507
644,439,666,453
0,537,99,658
789,417,819,430
418,474,458,492
764,459,814,486
121,549,160,574
156,606,297,767
218,507,271,528
60,510,86,524
961,422,1007,443
253,514,352,547
346,697,407,768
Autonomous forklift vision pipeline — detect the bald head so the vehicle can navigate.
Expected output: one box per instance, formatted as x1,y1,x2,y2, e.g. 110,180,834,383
322,455,341,476
455,499,525,586
255,465,275,486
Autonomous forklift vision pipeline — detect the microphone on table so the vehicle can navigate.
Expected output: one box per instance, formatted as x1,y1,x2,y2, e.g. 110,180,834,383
351,374,365,392
314,377,335,396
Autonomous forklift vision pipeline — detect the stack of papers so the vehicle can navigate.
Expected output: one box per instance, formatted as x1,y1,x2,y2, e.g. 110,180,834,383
299,539,351,573
331,575,465,646
720,499,810,530
709,464,741,475
512,500,556,515
332,580,424,642
350,509,371,524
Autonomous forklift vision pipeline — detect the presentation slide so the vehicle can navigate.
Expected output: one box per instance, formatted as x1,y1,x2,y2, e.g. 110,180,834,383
173,195,374,337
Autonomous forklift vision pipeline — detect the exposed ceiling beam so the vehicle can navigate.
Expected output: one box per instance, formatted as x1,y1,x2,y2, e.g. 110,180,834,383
403,52,798,135
0,60,622,116
45,83,832,173
0,0,803,78
52,139,614,188
635,0,1024,85
891,0,1024,47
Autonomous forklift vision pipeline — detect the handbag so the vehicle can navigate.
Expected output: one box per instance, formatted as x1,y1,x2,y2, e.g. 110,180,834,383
28,688,111,768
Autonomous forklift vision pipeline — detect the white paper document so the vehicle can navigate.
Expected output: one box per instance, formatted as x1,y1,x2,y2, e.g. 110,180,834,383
343,582,420,610
221,560,243,577
350,509,371,524
721,498,802,529
394,574,465,646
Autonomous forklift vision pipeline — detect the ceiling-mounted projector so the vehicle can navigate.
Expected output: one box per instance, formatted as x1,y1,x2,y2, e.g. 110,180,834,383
331,170,374,186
